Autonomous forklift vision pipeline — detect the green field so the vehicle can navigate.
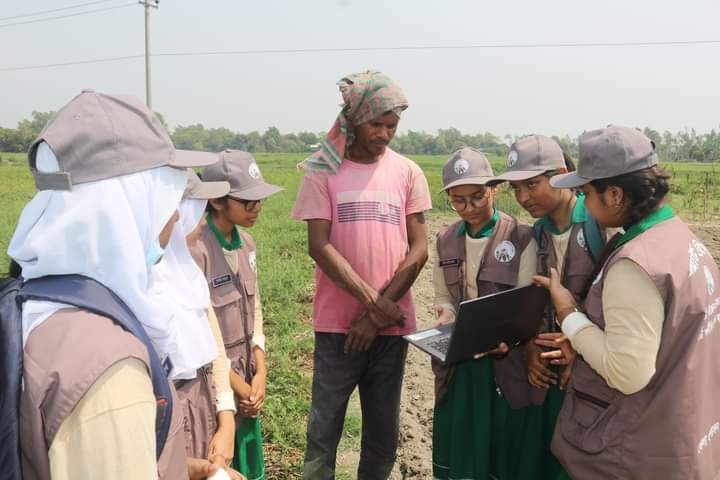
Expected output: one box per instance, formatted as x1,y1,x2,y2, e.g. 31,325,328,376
2,152,720,477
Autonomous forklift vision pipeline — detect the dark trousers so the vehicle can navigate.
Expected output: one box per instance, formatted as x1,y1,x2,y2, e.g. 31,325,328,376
303,333,408,480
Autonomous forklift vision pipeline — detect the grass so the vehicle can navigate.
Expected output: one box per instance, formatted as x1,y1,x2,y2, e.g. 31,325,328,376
0,164,35,270
2,151,720,477
0,152,26,164
241,154,315,476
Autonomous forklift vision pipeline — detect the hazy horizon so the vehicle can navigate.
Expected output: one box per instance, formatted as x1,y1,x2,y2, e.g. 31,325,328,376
1,0,719,139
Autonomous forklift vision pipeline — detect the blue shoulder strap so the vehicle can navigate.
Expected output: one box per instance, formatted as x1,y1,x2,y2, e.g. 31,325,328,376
582,214,605,261
0,277,24,480
533,220,544,246
18,275,172,459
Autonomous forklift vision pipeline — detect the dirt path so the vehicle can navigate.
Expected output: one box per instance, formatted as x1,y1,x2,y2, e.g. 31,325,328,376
342,218,720,479
388,216,454,479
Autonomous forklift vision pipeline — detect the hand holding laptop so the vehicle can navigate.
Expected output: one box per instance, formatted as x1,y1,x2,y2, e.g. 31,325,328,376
406,285,549,365
433,304,455,326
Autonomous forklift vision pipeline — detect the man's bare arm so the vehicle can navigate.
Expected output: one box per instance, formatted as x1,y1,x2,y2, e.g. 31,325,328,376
307,219,402,323
380,212,429,302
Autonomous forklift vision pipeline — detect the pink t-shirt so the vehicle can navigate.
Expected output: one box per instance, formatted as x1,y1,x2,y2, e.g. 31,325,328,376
292,148,432,335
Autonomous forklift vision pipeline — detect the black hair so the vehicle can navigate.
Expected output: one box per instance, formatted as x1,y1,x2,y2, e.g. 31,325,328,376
205,196,228,214
562,151,576,172
589,166,671,228
544,151,576,177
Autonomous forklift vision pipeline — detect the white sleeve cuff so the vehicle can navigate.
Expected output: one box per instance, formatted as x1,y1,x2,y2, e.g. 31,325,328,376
215,391,237,413
561,311,595,340
252,333,266,353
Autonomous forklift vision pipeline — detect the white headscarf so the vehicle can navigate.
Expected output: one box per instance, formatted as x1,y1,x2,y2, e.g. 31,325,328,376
8,143,194,376
148,197,217,379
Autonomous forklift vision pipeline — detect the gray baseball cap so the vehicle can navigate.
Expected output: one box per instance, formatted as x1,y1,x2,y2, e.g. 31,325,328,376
28,89,218,191
202,150,283,201
551,126,658,189
489,135,565,184
183,169,230,200
440,147,495,192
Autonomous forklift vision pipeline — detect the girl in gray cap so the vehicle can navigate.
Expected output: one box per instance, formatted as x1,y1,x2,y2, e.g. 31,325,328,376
190,150,283,480
489,135,616,480
7,90,242,480
535,126,720,479
431,147,539,480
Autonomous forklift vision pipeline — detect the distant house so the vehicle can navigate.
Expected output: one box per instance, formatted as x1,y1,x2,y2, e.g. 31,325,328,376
306,143,322,152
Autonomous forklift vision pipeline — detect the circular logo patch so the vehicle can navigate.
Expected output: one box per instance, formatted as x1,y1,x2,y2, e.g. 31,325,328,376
453,158,470,175
576,229,586,250
249,250,257,272
507,150,519,167
248,162,261,180
494,240,516,263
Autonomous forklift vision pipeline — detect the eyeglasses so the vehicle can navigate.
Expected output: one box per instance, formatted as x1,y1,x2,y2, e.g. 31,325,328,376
447,189,491,212
229,197,263,212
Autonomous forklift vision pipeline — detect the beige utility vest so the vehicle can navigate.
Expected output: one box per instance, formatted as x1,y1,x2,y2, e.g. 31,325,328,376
191,224,257,418
21,309,188,480
552,217,720,479
433,211,533,405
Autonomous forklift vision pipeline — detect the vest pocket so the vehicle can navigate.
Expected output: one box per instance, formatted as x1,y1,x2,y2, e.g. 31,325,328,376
559,385,624,454
209,282,245,346
209,281,242,308
242,278,256,297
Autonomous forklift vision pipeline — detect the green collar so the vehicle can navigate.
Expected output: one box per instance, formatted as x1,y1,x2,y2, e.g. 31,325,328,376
457,208,499,239
207,215,244,251
615,205,674,248
538,193,587,235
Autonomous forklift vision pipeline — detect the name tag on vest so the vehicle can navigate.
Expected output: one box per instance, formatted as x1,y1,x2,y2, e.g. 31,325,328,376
212,274,232,288
439,258,460,268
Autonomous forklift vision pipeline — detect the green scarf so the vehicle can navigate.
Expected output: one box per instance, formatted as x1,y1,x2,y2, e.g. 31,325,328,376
615,204,674,248
207,215,244,251
457,208,499,239
537,193,587,235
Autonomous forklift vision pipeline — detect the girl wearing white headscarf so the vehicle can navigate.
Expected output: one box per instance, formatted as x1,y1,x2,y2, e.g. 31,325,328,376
10,143,241,480
149,173,238,465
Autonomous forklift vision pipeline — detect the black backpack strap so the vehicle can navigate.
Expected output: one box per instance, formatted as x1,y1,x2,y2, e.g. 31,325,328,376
18,275,172,459
0,277,24,480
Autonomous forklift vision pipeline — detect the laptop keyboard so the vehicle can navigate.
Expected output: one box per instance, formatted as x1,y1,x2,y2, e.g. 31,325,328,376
428,336,451,355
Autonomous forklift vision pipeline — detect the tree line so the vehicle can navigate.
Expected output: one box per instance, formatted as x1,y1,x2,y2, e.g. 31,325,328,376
2,111,719,162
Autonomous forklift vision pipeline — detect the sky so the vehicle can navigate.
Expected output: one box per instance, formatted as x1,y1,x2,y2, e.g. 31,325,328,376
1,0,719,139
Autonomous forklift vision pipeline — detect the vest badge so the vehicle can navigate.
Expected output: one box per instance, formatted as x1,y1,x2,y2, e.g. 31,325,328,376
494,240,516,263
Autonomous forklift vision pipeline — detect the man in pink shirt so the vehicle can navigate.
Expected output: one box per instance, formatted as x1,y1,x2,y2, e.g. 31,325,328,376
292,71,431,479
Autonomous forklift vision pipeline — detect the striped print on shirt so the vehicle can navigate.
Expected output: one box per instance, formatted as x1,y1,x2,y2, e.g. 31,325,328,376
336,190,402,225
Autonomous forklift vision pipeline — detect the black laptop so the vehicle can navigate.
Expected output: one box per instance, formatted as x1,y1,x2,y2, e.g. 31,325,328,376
404,285,549,364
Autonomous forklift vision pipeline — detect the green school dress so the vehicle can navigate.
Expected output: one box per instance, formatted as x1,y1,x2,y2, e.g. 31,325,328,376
432,213,569,480
208,218,266,480
232,417,266,480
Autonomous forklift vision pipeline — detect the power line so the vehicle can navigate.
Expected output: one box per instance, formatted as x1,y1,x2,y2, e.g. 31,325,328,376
0,0,124,22
0,55,143,72
0,2,135,28
2,39,720,72
152,39,720,57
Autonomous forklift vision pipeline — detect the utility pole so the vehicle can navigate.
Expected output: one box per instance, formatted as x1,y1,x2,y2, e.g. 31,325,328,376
139,0,159,109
